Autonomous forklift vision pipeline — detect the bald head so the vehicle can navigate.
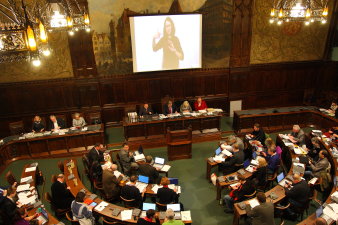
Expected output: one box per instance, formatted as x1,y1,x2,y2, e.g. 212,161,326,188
293,173,301,183
166,208,175,220
111,164,118,171
315,217,328,225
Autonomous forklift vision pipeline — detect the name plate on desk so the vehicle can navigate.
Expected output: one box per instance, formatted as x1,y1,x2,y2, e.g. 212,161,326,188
68,174,75,180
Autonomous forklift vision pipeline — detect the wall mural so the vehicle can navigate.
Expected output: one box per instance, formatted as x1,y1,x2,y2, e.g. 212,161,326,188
250,0,331,64
0,32,73,83
88,0,233,76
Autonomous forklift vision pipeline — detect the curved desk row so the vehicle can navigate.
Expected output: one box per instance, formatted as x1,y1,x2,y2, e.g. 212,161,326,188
0,124,104,173
19,164,59,224
63,159,192,224
233,106,337,134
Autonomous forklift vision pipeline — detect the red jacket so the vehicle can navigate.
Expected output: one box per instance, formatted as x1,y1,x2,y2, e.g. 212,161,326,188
194,100,207,111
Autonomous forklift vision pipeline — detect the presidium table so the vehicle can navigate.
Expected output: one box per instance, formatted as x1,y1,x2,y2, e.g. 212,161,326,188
123,112,223,149
0,124,104,173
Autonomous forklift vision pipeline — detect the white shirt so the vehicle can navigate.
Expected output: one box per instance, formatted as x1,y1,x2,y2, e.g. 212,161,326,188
53,121,59,130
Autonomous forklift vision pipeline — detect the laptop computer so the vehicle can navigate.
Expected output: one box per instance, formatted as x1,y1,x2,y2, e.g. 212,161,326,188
215,147,222,156
138,175,149,184
167,204,181,211
252,151,257,159
169,178,179,185
278,173,293,187
277,172,285,183
142,203,156,211
153,157,165,169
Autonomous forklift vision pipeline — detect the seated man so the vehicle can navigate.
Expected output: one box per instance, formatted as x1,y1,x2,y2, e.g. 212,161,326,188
121,175,145,208
223,174,255,213
247,123,266,144
218,144,244,175
32,115,45,132
72,112,86,128
261,144,280,174
328,99,337,114
118,143,135,174
139,103,153,116
51,174,74,209
138,156,159,184
305,150,330,179
102,164,123,202
162,209,184,225
163,100,177,115
137,209,160,225
194,97,207,111
157,177,179,204
0,187,19,225
288,124,305,146
48,115,65,131
246,192,275,225
284,174,310,215
87,143,104,167
227,135,244,151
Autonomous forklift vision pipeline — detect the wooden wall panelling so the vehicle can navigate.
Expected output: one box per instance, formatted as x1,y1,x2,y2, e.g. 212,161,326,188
230,0,254,67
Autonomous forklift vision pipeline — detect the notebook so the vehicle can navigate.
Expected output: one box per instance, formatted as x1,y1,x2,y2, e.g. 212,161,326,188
316,206,323,218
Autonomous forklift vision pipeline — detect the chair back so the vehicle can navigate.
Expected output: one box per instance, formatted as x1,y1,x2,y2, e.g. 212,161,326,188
120,196,136,208
116,153,124,173
102,217,123,224
5,171,17,186
9,121,25,135
156,202,167,211
87,112,101,125
244,190,257,199
44,192,53,204
51,174,57,183
66,211,80,225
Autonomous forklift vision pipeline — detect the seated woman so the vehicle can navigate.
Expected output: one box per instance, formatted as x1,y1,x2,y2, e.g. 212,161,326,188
328,99,337,114
137,209,160,225
157,177,179,204
180,101,192,113
251,157,268,189
72,113,86,128
306,137,321,161
71,191,95,225
12,208,41,225
265,138,282,158
32,116,45,133
194,97,207,111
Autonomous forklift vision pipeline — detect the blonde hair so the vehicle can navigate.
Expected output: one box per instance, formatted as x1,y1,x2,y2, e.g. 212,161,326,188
264,138,274,148
33,116,41,122
183,101,190,107
258,157,267,167
160,177,170,186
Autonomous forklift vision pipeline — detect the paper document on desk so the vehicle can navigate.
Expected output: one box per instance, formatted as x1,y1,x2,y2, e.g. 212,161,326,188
279,134,289,140
323,206,338,221
284,142,294,147
328,203,338,213
222,149,232,157
161,165,171,172
25,166,37,172
245,135,252,140
17,184,30,192
250,159,259,166
113,171,122,178
248,199,260,208
213,155,225,162
121,210,133,221
230,183,240,189
152,185,161,194
135,182,147,193
245,165,256,173
168,184,181,194
294,146,306,155
134,154,145,161
181,211,191,221
95,201,108,212
20,176,33,183
308,177,318,185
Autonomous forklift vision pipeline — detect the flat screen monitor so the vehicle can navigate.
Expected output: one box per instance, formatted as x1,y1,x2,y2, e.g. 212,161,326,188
143,203,156,211
138,175,149,184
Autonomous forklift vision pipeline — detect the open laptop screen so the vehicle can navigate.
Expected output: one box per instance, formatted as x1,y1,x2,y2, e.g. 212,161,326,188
277,172,285,183
169,178,179,185
143,203,156,211
167,204,180,211
138,175,149,184
215,147,221,155
154,157,165,164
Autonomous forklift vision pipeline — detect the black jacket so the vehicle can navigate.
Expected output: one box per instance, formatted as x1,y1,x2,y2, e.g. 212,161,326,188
139,106,154,116
48,118,66,131
285,180,310,205
51,181,74,209
234,179,256,202
0,195,17,225
137,218,160,225
221,150,244,174
157,187,178,204
252,129,266,144
121,184,142,206
252,166,267,187
32,121,45,132
87,147,104,166
138,164,159,184
163,104,177,115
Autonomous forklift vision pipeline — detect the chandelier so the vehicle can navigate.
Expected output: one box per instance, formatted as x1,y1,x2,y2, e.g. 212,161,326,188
269,0,329,26
0,0,91,66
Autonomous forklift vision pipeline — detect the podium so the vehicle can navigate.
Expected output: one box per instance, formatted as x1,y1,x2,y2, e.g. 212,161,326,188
166,128,192,161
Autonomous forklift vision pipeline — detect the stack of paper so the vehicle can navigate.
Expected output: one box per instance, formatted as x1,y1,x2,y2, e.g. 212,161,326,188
323,206,338,221
181,211,191,221
20,176,33,183
168,184,181,194
245,165,256,173
294,146,306,155
113,171,122,178
213,155,225,162
151,184,161,194
248,199,260,208
95,201,108,212
121,210,133,221
17,184,30,192
161,165,171,172
134,154,145,161
222,149,232,157
25,166,36,173
135,182,147,193
308,177,318,185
